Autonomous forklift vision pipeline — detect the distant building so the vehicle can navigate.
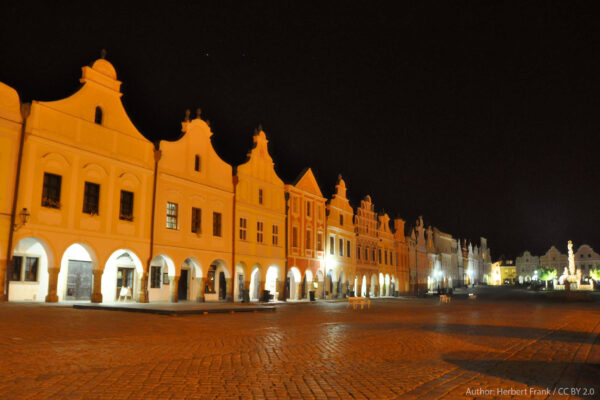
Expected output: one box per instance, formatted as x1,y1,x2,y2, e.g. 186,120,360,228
573,244,600,278
515,251,540,283
540,246,568,273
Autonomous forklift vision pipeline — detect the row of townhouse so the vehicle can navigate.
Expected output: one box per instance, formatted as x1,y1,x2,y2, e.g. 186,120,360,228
515,245,600,282
0,56,491,303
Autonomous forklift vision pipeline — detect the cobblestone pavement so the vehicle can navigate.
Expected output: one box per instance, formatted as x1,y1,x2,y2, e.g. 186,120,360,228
1,288,599,399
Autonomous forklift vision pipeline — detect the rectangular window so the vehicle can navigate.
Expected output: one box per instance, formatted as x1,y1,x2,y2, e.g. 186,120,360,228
292,226,298,247
24,257,38,282
191,207,202,233
372,249,376,262
378,249,382,263
340,214,343,226
258,188,263,204
317,232,323,251
119,190,134,221
166,202,178,229
10,256,22,281
239,218,247,240
330,236,335,255
306,201,311,217
272,225,278,245
385,250,388,264
306,230,311,249
213,212,222,237
339,238,344,256
194,155,201,171
150,266,161,288
42,172,61,209
83,182,100,215
256,221,263,243
346,240,351,258
365,247,368,260
357,245,361,260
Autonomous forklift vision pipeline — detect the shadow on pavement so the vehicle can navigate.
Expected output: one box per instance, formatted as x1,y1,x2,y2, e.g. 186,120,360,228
421,323,593,344
443,351,600,393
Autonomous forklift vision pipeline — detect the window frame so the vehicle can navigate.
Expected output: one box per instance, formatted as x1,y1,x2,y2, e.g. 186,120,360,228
42,172,62,209
239,217,247,240
166,202,179,230
119,190,134,221
213,212,222,237
257,221,264,243
191,207,202,234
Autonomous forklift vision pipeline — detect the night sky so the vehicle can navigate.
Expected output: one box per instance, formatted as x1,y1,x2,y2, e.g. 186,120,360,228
2,2,599,259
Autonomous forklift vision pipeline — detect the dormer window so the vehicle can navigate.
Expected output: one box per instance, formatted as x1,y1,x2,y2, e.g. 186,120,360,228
94,106,103,125
194,155,201,172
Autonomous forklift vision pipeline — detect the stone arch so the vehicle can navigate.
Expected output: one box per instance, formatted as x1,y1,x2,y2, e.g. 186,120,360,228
205,259,230,301
148,254,175,302
9,237,55,302
234,262,246,302
384,274,391,296
379,272,385,296
361,275,367,297
287,266,301,300
57,242,100,302
370,274,378,297
265,265,280,300
249,263,262,301
102,249,144,302
301,269,314,300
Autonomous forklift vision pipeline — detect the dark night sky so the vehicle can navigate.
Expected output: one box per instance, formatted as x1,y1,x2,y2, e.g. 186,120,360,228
2,1,599,259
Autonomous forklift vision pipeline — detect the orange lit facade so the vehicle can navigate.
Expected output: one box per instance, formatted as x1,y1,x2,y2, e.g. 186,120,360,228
284,168,326,300
0,56,491,303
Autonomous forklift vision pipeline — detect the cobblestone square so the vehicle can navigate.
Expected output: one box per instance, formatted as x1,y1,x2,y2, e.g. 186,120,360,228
1,288,599,399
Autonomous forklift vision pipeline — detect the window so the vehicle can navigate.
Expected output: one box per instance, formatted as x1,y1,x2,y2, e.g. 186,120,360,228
42,172,61,209
379,249,382,263
317,232,323,251
119,190,134,221
151,266,161,288
94,106,103,125
10,256,39,282
357,245,361,260
306,201,311,217
340,214,343,226
272,225,278,245
372,249,375,261
346,240,351,258
83,182,100,215
258,189,263,204
339,238,344,256
239,218,247,240
194,155,201,172
385,250,388,264
306,230,312,249
292,227,298,247
191,207,202,233
213,212,222,237
365,247,368,260
257,221,263,243
166,202,178,229
330,236,335,255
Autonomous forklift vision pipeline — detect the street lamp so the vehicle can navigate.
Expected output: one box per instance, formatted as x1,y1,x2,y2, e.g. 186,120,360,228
13,207,30,231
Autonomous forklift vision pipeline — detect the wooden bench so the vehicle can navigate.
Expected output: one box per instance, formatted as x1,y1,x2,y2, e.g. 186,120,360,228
347,296,371,310
439,294,451,304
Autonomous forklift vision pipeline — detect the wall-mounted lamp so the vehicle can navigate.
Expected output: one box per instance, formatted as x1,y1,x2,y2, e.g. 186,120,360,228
13,207,30,231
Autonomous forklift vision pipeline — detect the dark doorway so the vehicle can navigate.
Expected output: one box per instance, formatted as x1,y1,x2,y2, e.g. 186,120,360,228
238,274,244,301
178,269,188,300
285,277,290,299
301,276,306,298
219,271,226,299
66,260,92,300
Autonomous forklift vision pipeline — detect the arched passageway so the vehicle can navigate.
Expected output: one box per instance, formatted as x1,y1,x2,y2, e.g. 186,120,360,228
102,249,144,302
287,267,301,300
9,237,52,302
57,243,98,302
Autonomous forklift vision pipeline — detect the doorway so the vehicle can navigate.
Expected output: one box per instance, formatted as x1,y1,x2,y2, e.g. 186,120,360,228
116,267,134,300
178,269,189,300
65,260,92,300
219,271,226,299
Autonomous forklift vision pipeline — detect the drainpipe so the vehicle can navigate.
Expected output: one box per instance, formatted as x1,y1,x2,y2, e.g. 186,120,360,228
283,192,289,301
3,103,30,302
144,144,161,303
232,174,237,302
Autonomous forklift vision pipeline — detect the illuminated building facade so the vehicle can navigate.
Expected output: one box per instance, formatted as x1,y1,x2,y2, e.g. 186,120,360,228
1,57,491,303
540,246,568,272
284,168,326,299
515,250,540,282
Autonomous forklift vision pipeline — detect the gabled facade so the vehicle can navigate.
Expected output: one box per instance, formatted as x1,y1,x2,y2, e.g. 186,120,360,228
8,58,156,303
234,129,286,301
325,175,356,298
540,246,568,272
393,218,410,294
574,244,600,278
152,112,234,302
515,250,540,282
354,195,379,296
285,168,326,299
0,83,23,300
376,213,396,296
